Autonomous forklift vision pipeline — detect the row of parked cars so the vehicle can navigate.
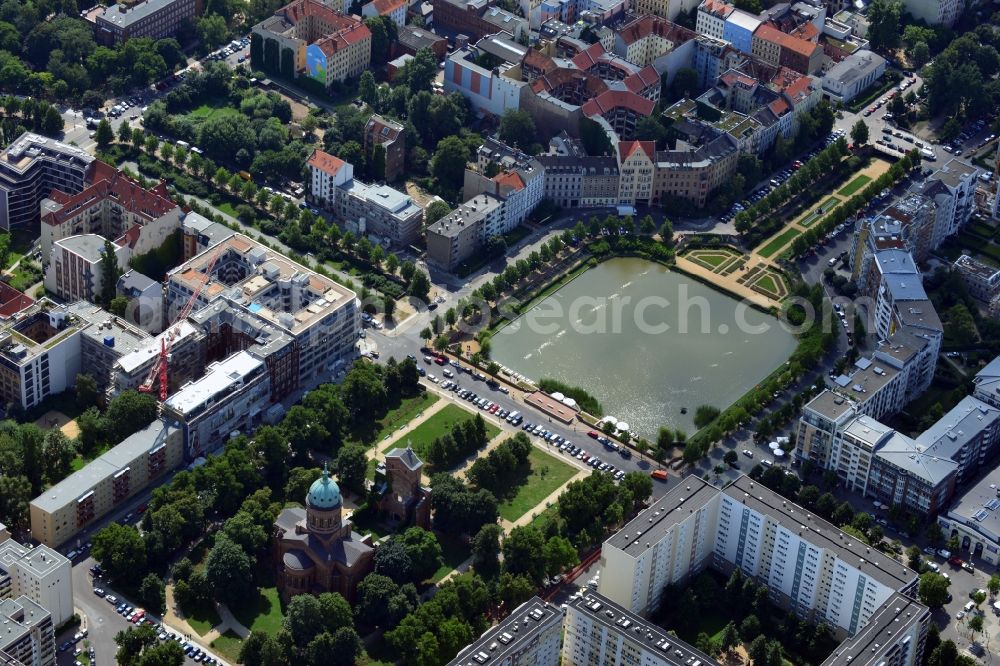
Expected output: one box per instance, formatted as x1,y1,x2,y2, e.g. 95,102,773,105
207,37,250,63
522,423,629,481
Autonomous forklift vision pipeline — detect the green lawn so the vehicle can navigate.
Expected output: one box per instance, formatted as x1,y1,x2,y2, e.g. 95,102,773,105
215,202,239,218
210,630,244,663
232,586,284,636
349,391,439,447
183,600,221,636
838,174,872,197
755,275,779,295
756,228,802,258
429,534,470,583
381,403,500,457
799,196,841,227
529,504,561,533
188,103,227,119
497,448,578,522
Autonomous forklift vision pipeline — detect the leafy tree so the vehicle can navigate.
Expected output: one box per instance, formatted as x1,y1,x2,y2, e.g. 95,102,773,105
579,117,613,156
196,14,228,50
906,545,922,571
92,523,147,582
114,625,158,666
240,632,286,666
43,429,76,484
205,533,255,602
374,537,414,584
285,594,326,645
917,571,950,608
0,475,31,530
989,574,1000,597
409,270,431,302
401,527,443,583
867,0,902,51
670,67,699,100
139,573,165,613
431,136,470,190
499,110,537,149
364,16,397,66
634,116,668,143
335,444,367,495
850,119,869,146
99,238,121,305
543,535,578,576
497,572,535,609
502,525,547,584
95,118,114,149
75,373,98,409
911,41,930,66
472,523,502,577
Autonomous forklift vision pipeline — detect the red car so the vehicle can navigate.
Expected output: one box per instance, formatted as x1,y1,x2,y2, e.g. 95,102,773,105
434,356,447,366
587,430,599,439
948,556,964,567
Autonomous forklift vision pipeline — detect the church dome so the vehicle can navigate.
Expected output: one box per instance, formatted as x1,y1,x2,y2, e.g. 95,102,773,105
307,464,342,509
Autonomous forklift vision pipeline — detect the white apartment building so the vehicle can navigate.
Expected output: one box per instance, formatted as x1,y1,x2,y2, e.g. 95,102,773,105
446,597,563,666
308,149,353,208
0,597,55,666
900,0,963,25
162,351,272,459
0,541,72,628
914,158,981,248
695,0,732,41
165,234,359,389
821,50,886,105
0,133,93,231
600,475,921,645
827,415,893,495
563,593,721,666
599,476,720,616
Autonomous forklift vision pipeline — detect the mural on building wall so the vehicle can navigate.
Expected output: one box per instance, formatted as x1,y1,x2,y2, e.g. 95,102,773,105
305,44,327,83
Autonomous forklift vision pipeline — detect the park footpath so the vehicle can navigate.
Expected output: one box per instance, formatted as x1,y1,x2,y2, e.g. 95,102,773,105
674,254,777,309
371,380,594,584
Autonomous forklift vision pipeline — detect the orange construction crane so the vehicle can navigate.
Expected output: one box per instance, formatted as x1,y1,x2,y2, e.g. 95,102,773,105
139,246,225,401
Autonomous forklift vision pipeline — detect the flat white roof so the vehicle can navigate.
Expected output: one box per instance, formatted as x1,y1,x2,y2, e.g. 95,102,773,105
117,321,199,374
164,351,263,416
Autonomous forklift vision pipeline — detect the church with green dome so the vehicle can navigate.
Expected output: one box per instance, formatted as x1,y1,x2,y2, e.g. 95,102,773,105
272,464,375,602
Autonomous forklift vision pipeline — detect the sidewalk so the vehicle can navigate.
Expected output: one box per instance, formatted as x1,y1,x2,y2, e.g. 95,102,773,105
674,255,777,309
365,397,449,486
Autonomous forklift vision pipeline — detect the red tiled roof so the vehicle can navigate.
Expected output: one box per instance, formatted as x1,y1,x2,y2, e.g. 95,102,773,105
43,168,177,226
368,0,406,14
582,90,655,118
571,42,605,70
316,21,371,54
622,65,659,93
523,48,557,74
700,0,735,18
754,23,820,58
0,283,33,320
282,0,353,25
307,149,349,176
720,71,757,89
366,115,402,143
792,21,819,41
617,15,697,46
780,74,813,103
618,140,656,161
768,97,790,116
493,171,525,191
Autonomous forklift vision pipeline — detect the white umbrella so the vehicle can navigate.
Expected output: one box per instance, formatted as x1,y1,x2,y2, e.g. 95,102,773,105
617,422,630,432
774,448,785,457
993,601,1000,611
603,416,619,426
769,441,779,450
562,397,578,408
552,391,565,401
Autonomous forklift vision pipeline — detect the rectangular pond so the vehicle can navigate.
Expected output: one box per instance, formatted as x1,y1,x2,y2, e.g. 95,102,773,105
490,257,798,437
